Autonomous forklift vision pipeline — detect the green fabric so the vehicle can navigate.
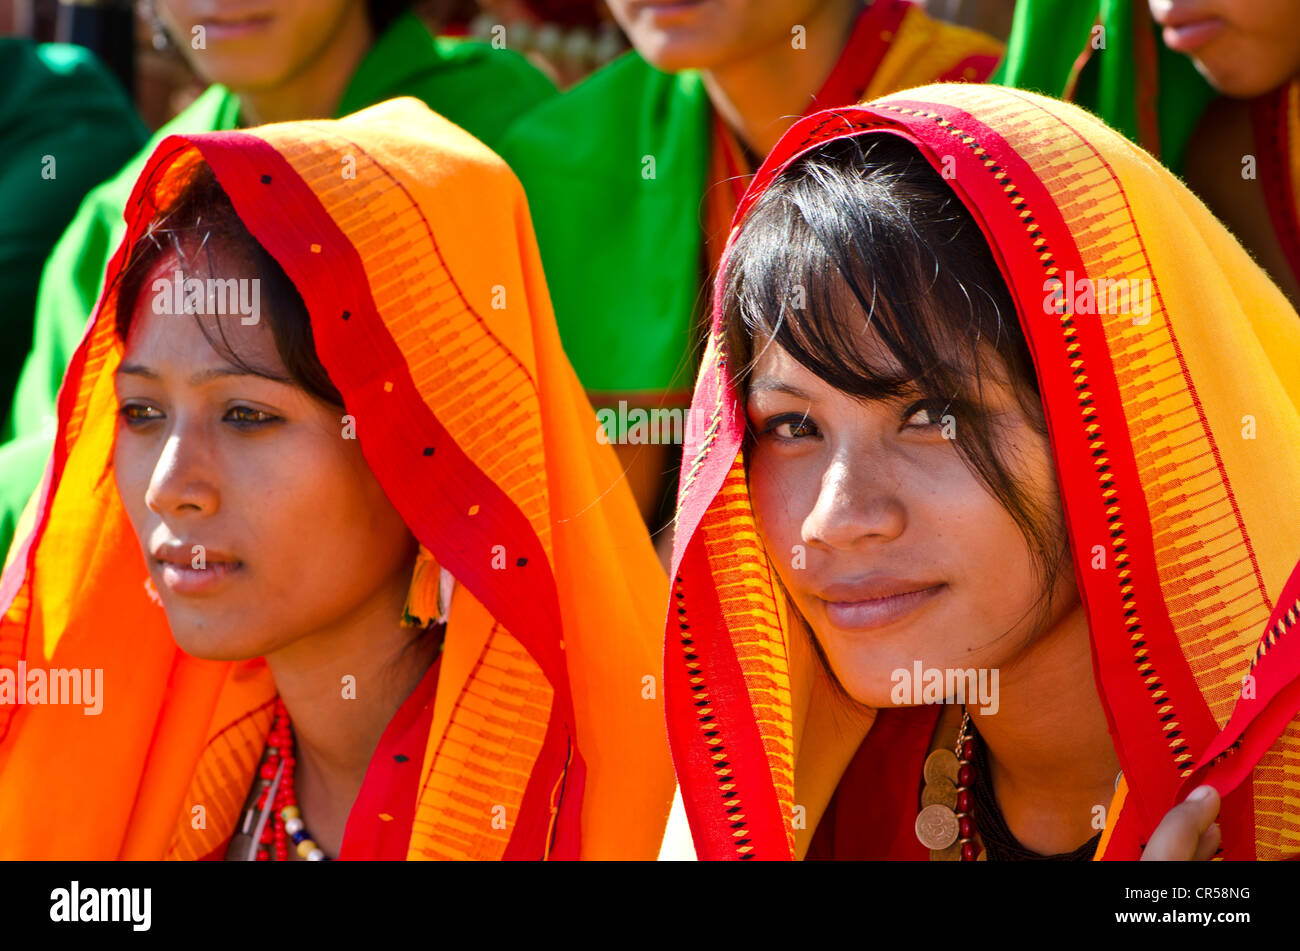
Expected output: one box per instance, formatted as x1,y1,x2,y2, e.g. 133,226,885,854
0,11,555,564
992,0,1216,176
497,51,712,398
0,40,147,424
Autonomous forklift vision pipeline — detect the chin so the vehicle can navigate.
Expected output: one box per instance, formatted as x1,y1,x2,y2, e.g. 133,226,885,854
817,645,915,709
185,56,286,93
164,611,270,662
632,34,732,72
1190,57,1284,99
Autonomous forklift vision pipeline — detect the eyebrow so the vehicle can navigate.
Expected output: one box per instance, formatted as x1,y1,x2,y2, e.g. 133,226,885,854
115,363,291,386
747,378,816,401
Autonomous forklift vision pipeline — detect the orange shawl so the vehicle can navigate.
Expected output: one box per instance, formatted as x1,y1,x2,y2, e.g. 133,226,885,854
0,98,673,860
667,84,1300,860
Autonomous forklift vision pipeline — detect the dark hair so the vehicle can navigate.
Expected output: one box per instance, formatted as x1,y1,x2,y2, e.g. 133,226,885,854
367,0,414,34
113,160,344,408
722,133,1069,647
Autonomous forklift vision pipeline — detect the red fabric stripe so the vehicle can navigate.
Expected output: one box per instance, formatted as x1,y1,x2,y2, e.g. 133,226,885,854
187,131,583,859
1252,82,1300,290
190,132,570,688
339,653,443,860
812,0,911,114
875,95,1220,828
665,535,792,860
806,706,937,859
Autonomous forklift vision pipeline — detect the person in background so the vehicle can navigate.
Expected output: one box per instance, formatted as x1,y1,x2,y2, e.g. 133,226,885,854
995,1,1300,309
1156,0,1300,310
0,0,556,564
0,38,147,423
497,0,1003,567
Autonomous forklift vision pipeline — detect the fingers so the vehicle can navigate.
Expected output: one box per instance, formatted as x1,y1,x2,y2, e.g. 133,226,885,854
1192,819,1222,862
1141,785,1221,861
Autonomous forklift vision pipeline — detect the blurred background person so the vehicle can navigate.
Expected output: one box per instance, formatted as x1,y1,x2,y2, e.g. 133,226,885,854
0,0,556,564
995,0,1300,309
498,0,1005,568
0,34,146,425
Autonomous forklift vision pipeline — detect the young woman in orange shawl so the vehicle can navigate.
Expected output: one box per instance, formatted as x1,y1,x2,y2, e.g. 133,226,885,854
664,83,1300,860
0,98,673,860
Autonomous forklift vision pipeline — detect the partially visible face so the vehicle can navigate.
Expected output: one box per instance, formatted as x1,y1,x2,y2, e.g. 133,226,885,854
744,334,1077,709
1148,0,1300,97
606,0,838,72
156,0,367,92
112,248,416,661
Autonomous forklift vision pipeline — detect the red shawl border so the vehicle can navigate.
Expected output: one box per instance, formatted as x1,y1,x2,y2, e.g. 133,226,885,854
42,130,588,859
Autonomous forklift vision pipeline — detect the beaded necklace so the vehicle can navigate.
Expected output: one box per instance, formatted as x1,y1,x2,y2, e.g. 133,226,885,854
914,707,1110,861
239,698,328,861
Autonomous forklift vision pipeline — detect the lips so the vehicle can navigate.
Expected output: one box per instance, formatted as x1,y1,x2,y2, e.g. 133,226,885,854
632,0,709,22
202,11,274,42
1150,4,1226,53
1160,17,1226,52
817,577,946,631
151,541,244,595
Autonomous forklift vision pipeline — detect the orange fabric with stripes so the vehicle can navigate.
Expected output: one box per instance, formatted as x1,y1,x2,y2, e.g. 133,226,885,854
666,85,1300,860
0,98,674,860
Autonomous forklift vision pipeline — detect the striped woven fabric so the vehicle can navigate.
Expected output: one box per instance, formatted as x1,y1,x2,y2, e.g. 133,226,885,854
0,98,674,860
666,84,1300,861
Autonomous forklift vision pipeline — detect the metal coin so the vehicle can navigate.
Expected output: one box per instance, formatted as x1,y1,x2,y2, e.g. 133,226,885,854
923,748,960,787
920,780,958,809
915,803,959,850
930,840,962,861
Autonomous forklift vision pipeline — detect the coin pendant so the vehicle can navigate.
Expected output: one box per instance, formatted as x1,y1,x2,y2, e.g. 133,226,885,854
915,803,959,850
930,840,962,861
920,780,958,809
923,749,960,787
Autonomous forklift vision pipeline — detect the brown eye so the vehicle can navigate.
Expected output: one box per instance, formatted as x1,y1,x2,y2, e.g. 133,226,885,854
224,406,280,429
119,403,162,426
901,399,949,429
761,412,820,440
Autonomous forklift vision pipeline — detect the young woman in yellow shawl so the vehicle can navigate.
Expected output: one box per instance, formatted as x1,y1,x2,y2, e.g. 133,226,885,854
664,83,1300,860
0,98,673,860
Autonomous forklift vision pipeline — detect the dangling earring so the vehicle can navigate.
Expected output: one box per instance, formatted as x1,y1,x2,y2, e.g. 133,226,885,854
139,0,172,52
401,543,453,629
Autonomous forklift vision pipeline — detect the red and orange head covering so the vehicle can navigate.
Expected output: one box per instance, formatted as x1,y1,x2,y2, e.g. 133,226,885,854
0,98,673,860
666,83,1300,860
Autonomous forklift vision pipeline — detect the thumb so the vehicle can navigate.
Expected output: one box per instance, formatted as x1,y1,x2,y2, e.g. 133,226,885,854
1142,785,1221,861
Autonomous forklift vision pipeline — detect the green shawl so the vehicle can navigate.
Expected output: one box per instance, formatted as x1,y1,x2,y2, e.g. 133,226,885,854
496,52,712,400
0,40,147,423
993,0,1216,175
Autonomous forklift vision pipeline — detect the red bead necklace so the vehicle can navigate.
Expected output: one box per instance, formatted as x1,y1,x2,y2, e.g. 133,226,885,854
245,697,329,861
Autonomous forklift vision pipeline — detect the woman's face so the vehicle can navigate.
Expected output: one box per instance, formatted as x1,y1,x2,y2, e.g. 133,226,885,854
1148,0,1300,97
112,249,417,662
744,333,1077,708
157,0,368,92
605,0,848,73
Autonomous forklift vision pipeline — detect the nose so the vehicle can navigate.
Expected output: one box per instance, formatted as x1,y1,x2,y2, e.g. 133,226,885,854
801,448,906,551
144,426,219,518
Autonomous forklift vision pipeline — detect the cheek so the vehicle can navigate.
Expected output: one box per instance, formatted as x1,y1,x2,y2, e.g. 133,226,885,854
253,429,413,609
160,425,414,660
1193,29,1300,95
747,445,817,565
112,432,158,544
